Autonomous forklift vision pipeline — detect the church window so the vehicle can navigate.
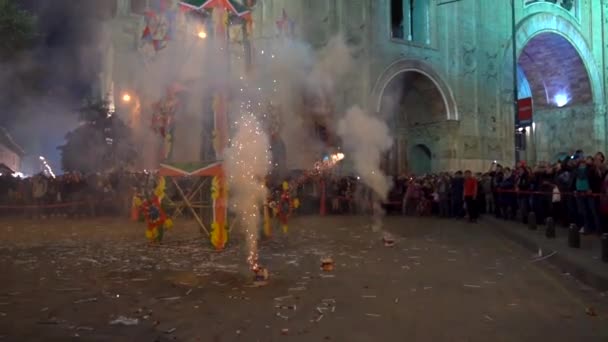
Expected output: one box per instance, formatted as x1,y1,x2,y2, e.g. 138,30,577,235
390,0,431,45
390,0,405,40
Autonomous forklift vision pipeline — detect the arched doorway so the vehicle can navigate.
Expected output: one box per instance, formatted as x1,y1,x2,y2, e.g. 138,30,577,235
377,69,448,175
502,14,604,164
410,144,432,175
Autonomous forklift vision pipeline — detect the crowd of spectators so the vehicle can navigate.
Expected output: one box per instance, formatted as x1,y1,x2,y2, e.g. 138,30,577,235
0,171,151,218
376,149,608,236
3,149,608,238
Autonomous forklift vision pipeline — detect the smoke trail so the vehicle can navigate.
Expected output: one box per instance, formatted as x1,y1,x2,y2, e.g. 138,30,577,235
224,110,271,269
337,106,393,231
250,35,354,170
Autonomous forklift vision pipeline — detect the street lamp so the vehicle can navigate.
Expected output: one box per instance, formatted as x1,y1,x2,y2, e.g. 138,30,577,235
122,93,132,103
198,30,207,39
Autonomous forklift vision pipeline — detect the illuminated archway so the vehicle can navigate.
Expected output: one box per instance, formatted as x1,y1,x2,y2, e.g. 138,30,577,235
501,13,604,162
518,32,592,109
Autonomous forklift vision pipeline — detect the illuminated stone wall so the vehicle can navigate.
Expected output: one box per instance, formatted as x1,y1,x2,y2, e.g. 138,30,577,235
99,0,608,172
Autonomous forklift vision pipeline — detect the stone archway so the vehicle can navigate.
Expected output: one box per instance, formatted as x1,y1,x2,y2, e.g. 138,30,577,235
372,59,458,120
501,13,604,163
375,63,454,175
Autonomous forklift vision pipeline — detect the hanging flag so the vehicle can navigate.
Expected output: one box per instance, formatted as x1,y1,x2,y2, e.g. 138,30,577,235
141,0,179,52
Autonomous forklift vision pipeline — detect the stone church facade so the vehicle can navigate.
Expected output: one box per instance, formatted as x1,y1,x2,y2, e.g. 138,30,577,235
99,0,608,174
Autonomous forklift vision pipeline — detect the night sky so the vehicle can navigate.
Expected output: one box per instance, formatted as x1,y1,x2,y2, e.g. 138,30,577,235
19,0,103,103
3,0,109,173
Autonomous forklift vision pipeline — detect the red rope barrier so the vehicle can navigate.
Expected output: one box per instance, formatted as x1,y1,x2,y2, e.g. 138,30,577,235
496,189,604,197
0,199,111,209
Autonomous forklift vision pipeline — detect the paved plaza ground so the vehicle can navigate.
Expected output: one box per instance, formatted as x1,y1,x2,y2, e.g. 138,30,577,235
1,215,608,341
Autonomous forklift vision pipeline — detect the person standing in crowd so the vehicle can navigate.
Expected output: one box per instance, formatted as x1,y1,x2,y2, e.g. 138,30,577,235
475,172,485,214
463,170,478,222
499,167,516,220
437,173,451,217
402,178,418,216
600,162,608,234
451,171,465,218
532,163,553,225
516,162,531,224
591,152,606,234
574,156,601,234
490,163,504,218
481,173,494,215
31,173,48,219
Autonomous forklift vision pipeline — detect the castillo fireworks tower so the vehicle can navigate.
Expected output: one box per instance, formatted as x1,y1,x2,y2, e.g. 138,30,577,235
140,0,256,250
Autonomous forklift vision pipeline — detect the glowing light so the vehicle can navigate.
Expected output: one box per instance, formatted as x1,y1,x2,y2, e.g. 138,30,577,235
39,155,56,178
198,30,207,39
122,93,132,103
554,93,569,107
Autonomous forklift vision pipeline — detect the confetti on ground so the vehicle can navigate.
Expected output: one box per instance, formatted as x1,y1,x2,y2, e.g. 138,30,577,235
74,297,97,304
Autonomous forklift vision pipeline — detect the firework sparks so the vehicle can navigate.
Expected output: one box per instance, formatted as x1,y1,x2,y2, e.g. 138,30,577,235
284,152,346,191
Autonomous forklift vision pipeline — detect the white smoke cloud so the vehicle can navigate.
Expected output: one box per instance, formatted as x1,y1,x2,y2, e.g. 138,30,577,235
337,106,393,199
337,106,393,231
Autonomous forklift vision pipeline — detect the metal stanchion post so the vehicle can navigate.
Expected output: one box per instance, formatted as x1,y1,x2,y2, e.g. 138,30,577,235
528,211,537,230
568,223,580,248
545,217,555,238
602,234,608,263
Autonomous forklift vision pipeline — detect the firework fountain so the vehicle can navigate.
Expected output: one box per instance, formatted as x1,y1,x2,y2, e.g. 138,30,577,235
224,97,271,276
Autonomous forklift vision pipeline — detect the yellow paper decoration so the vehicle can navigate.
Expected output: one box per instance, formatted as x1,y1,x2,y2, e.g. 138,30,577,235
132,195,142,208
211,175,228,201
210,221,228,249
154,176,166,200
146,227,158,241
211,176,220,200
